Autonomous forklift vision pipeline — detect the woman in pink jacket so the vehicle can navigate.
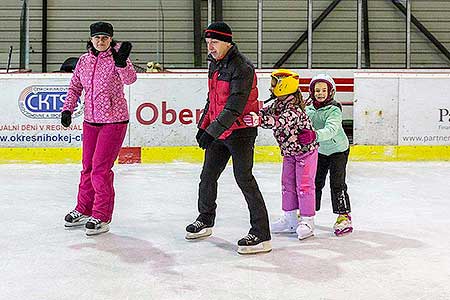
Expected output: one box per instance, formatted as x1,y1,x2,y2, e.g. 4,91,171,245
61,21,137,236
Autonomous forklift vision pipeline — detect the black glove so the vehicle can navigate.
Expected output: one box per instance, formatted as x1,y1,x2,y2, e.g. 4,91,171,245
112,41,132,67
196,129,205,144
61,110,72,127
198,131,215,150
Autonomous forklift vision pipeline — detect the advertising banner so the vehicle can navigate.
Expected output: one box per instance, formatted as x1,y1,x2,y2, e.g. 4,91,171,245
0,74,84,147
0,70,355,148
398,75,450,145
354,72,450,146
129,73,276,146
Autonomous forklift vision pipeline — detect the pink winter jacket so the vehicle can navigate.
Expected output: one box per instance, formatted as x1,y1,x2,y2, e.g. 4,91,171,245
63,45,137,123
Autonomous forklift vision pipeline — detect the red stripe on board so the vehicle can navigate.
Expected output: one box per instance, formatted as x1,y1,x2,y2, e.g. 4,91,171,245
299,78,354,85
334,78,354,84
336,85,354,92
118,147,141,164
299,87,309,92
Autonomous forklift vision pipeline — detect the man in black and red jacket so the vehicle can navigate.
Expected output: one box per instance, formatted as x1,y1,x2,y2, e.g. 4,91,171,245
185,22,271,254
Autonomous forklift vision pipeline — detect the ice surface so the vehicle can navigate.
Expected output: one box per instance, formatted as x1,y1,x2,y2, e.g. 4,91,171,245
1,162,450,299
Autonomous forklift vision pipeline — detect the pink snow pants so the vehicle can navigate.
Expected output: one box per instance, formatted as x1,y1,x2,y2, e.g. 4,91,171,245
281,149,318,217
75,122,127,222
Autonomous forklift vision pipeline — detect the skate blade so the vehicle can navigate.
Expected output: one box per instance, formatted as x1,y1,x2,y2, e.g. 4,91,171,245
64,220,88,228
271,228,298,234
86,224,110,236
237,241,272,255
297,232,314,240
334,227,353,237
185,228,212,240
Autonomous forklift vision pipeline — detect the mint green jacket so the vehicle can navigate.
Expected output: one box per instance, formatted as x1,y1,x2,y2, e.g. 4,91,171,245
305,104,349,156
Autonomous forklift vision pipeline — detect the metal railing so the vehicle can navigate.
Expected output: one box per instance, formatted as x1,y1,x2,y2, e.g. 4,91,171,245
13,0,450,71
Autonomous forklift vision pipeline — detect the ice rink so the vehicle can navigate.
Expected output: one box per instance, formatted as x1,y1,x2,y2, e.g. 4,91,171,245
1,161,450,300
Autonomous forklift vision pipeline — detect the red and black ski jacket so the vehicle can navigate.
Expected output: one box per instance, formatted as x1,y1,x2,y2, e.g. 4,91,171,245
198,44,260,140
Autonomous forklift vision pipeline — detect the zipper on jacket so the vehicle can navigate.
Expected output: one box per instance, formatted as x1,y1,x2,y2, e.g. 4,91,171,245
211,71,218,118
90,55,99,123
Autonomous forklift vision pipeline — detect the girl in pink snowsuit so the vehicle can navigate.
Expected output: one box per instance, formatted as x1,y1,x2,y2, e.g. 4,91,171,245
244,69,318,240
61,21,137,236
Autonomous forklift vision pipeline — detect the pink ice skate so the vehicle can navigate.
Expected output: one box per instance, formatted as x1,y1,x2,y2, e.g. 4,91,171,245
333,213,353,236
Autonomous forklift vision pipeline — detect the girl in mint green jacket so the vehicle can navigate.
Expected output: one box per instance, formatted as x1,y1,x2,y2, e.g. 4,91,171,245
299,74,353,236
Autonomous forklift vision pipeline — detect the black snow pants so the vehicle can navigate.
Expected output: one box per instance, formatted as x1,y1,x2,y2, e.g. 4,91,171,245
315,148,351,214
196,134,271,241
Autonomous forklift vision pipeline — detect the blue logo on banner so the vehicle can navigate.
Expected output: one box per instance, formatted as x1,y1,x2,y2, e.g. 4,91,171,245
18,86,82,119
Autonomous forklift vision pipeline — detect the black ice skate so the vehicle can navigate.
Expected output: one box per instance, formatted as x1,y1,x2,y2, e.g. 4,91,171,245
85,217,110,236
237,234,272,254
185,220,213,240
64,209,89,228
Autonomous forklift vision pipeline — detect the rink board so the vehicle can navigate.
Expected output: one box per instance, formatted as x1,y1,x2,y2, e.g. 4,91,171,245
354,72,450,146
0,71,353,148
1,70,450,163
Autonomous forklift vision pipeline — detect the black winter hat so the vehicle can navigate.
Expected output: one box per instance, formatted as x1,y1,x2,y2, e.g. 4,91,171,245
204,21,232,43
90,21,114,37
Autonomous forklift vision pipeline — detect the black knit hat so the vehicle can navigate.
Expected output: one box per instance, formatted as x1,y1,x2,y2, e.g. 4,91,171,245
204,21,232,43
90,21,114,37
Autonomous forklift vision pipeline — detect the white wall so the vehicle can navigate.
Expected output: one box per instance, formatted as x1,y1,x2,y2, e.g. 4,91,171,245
354,72,450,145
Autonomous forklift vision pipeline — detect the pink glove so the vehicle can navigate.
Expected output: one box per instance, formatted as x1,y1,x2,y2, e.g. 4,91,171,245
298,129,317,145
243,112,261,127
